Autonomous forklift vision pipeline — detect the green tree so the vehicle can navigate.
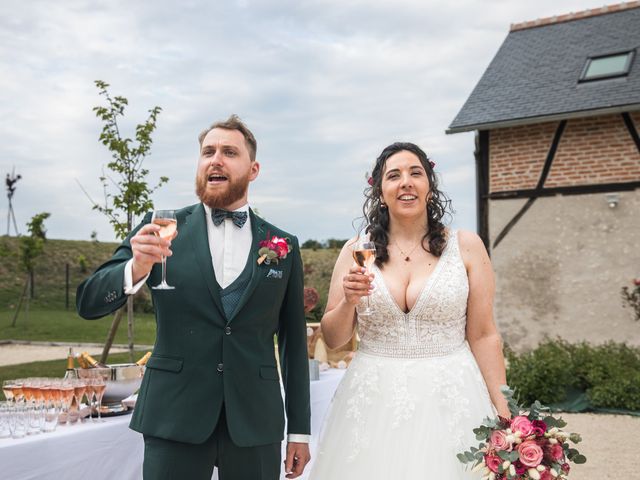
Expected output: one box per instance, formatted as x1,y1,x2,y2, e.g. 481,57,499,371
79,80,167,362
11,212,50,327
325,238,348,250
302,239,323,250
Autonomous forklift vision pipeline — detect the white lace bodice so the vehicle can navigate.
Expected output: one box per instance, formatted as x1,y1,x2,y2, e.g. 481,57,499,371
357,230,468,358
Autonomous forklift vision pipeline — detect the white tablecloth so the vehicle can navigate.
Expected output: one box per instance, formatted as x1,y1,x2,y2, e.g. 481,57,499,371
1,368,345,480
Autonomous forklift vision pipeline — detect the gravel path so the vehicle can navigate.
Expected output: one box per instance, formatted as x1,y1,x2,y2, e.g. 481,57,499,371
559,412,638,479
0,343,129,366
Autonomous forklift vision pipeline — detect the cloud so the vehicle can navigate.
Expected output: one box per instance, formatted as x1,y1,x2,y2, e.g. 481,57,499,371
0,0,609,241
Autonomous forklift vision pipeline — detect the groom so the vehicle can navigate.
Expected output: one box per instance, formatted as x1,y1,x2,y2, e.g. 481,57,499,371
76,115,311,479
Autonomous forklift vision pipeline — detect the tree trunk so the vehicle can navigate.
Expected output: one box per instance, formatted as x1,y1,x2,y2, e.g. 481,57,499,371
127,295,135,362
25,275,30,324
100,306,126,364
10,276,30,327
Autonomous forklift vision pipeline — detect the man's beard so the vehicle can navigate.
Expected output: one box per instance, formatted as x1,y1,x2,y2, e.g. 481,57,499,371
195,170,250,209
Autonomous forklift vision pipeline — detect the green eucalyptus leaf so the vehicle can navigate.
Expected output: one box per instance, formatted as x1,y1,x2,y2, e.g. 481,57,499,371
573,454,587,464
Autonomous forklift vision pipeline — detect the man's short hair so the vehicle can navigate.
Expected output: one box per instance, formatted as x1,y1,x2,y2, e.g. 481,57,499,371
198,114,257,161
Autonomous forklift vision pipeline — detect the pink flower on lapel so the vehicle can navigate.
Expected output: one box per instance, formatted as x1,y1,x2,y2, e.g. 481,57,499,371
257,235,292,265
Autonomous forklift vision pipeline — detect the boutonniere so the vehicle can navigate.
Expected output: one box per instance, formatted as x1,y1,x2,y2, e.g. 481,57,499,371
257,234,292,265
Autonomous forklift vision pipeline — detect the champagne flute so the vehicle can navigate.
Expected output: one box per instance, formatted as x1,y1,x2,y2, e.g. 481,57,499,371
151,209,177,290
0,402,11,438
58,380,74,426
84,380,96,422
92,378,107,422
41,378,58,432
352,238,377,316
2,380,16,402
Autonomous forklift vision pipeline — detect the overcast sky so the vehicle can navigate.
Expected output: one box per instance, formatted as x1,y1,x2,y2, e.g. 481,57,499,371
0,0,610,243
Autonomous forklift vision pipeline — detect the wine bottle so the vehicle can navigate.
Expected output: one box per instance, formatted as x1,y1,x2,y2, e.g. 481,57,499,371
135,351,152,366
63,348,78,379
80,351,107,368
75,352,89,369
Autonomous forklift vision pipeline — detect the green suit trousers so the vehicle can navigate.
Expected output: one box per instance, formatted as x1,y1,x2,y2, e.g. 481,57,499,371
143,408,281,480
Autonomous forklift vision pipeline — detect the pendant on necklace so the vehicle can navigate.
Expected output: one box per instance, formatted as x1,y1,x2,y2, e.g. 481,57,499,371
404,256,410,262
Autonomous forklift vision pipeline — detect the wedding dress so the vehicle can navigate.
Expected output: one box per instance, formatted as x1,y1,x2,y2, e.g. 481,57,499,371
309,230,495,479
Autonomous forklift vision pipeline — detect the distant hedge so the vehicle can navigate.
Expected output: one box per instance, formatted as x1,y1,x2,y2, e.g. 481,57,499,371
505,339,640,412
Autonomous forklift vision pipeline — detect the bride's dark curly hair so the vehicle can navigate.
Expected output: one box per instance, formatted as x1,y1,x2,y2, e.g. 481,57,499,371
364,142,453,266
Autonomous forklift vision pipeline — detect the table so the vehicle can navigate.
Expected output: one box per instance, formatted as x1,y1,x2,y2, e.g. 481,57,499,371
0,369,346,480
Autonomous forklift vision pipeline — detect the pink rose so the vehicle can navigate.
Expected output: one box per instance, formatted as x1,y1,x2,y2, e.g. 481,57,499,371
490,430,512,451
484,454,501,473
532,420,547,436
511,415,534,437
633,278,640,286
549,443,564,461
517,440,544,467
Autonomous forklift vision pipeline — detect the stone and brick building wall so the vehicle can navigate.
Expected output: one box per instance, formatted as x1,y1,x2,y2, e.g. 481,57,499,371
489,112,640,192
485,112,640,350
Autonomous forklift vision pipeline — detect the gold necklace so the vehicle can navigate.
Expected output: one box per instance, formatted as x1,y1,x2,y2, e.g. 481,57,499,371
394,238,422,262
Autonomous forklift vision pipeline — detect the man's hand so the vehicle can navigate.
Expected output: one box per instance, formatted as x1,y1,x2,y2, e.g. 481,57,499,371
130,224,176,283
284,442,310,479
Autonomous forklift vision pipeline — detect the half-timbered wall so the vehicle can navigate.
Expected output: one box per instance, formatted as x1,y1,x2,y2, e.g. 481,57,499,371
485,112,640,351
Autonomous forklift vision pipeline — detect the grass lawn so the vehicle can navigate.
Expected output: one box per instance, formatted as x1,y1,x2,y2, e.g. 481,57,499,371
0,308,156,345
0,351,147,400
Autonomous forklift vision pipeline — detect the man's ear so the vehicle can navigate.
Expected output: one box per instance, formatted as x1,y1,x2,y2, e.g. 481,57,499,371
249,161,260,182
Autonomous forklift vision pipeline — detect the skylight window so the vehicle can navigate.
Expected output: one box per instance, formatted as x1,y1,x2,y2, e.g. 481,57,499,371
580,51,635,82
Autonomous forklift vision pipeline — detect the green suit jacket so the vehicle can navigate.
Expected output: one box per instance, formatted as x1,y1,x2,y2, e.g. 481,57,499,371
76,204,311,447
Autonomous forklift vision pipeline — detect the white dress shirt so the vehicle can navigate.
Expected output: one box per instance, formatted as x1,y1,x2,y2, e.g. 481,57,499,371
124,203,310,443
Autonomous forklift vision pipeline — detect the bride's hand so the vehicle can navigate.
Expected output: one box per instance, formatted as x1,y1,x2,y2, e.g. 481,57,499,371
342,266,374,306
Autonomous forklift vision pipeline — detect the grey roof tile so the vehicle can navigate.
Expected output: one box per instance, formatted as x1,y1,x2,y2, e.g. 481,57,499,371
448,8,640,132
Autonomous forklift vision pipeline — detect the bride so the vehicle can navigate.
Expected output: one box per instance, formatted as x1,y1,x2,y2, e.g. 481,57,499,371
308,142,510,478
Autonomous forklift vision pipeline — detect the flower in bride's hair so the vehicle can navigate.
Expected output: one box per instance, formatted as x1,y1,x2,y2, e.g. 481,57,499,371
366,173,374,186
429,160,436,169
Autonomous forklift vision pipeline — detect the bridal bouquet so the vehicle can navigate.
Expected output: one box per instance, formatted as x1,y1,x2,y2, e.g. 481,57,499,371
458,387,586,480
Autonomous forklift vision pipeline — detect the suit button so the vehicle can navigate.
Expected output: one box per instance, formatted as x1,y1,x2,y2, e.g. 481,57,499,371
217,363,224,373
224,326,231,335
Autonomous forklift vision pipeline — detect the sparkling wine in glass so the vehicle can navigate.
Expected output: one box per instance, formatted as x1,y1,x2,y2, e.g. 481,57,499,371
84,381,96,422
92,378,107,422
151,210,177,290
352,239,377,316
2,380,15,402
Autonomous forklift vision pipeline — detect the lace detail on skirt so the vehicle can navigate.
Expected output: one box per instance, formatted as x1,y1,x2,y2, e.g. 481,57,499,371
343,356,383,461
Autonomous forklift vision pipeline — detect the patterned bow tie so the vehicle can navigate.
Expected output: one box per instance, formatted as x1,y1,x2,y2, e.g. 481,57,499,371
211,208,248,228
